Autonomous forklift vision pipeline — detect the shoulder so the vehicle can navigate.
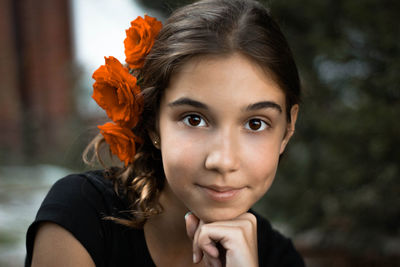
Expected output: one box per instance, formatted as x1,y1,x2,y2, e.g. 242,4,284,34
34,170,126,220
30,222,96,267
47,170,114,199
25,170,131,267
251,210,305,267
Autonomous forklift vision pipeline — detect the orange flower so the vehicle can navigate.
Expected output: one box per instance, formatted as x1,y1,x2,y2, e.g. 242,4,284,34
124,15,162,69
92,56,142,128
98,122,139,166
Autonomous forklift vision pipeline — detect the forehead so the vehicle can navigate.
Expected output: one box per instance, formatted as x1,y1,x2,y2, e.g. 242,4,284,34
164,53,286,109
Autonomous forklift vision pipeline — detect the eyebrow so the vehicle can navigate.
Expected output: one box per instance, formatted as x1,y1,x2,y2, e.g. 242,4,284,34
168,97,282,113
168,97,209,109
245,101,282,113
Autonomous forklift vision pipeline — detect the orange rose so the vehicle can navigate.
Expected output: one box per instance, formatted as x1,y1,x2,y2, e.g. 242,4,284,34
92,56,142,128
98,122,139,166
124,15,162,69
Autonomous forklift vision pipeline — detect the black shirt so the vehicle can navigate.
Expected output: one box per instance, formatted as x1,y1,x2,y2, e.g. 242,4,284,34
25,171,305,266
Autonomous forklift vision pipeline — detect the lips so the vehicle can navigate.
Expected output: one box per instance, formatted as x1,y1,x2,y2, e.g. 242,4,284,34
198,184,244,202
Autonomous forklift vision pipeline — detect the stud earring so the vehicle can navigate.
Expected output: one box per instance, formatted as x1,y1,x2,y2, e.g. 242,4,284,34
153,137,160,149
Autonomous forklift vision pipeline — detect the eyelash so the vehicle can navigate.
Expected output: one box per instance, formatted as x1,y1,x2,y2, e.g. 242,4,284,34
181,114,270,132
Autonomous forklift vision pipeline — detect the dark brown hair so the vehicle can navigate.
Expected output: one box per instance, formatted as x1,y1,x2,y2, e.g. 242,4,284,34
85,0,301,228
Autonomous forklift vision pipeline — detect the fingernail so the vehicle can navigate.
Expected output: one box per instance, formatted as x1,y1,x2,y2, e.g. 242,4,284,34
193,252,197,263
184,211,192,220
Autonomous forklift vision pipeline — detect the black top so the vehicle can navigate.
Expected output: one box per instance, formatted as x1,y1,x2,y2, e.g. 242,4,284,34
25,171,305,266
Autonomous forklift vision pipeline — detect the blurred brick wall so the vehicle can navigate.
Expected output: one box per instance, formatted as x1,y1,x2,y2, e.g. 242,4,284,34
0,0,74,163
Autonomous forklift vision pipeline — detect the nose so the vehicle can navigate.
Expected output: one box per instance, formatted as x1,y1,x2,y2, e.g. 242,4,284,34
204,129,240,174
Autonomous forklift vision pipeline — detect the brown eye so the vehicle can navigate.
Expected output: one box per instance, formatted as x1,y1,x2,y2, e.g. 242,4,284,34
183,114,206,127
245,119,268,131
188,115,201,126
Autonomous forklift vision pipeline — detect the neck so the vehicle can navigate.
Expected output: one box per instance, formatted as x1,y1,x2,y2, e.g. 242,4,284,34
144,184,193,266
145,201,188,241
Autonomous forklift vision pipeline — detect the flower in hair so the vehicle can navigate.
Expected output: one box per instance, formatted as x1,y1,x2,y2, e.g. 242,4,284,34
91,15,162,166
92,56,142,128
124,15,162,69
98,122,141,166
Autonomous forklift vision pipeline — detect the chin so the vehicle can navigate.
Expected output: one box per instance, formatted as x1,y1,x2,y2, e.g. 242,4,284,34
193,206,248,223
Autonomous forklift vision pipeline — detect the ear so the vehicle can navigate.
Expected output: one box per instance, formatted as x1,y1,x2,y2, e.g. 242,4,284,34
280,104,299,154
148,131,161,149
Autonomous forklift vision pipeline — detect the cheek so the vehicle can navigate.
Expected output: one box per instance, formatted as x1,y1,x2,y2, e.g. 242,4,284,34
159,125,204,181
242,135,282,187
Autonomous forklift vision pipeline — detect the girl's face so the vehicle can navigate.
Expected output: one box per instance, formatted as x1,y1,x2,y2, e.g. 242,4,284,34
157,53,298,222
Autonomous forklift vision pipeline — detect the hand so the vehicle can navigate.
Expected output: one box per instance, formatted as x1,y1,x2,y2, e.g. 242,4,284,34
185,212,258,267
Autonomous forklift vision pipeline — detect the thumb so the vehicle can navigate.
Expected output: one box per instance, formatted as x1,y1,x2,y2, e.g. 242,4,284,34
185,212,199,240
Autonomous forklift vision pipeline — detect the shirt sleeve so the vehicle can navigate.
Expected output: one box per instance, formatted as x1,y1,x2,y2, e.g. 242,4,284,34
253,210,306,267
266,230,305,267
25,174,109,267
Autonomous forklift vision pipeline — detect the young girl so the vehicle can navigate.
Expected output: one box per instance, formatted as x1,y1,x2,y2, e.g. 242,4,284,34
26,0,304,266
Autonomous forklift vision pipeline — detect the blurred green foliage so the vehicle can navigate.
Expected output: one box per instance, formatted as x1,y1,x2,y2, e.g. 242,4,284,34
136,0,400,254
266,0,400,254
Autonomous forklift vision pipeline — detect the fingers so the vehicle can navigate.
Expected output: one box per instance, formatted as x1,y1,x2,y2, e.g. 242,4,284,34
193,219,205,264
193,212,258,267
195,225,220,258
198,213,257,249
192,219,222,264
185,212,199,240
185,212,207,264
185,212,258,266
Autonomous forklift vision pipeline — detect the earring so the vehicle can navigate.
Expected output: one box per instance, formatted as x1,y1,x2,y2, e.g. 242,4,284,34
153,137,160,149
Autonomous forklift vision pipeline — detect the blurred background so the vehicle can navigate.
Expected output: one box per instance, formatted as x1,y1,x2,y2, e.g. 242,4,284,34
0,0,398,266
